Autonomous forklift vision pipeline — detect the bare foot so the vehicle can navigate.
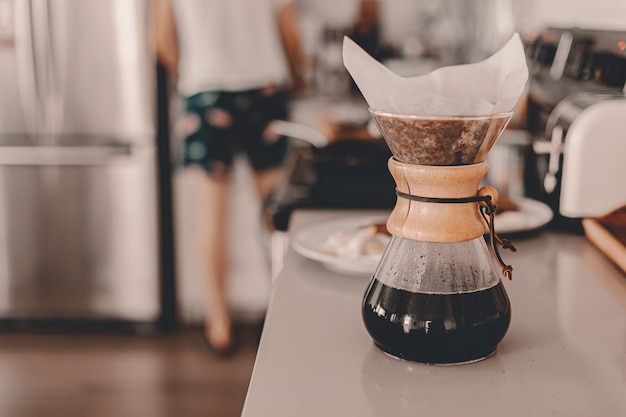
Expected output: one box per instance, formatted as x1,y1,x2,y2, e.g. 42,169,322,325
205,315,233,353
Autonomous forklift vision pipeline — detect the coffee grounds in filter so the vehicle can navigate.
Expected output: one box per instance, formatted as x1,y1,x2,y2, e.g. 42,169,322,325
371,113,509,166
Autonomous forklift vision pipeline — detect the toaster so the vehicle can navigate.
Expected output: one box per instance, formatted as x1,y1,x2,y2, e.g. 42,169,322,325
525,27,626,226
560,99,626,218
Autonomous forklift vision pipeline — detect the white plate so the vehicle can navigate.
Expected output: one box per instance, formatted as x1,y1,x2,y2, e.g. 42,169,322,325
494,197,553,234
292,215,388,276
292,200,552,275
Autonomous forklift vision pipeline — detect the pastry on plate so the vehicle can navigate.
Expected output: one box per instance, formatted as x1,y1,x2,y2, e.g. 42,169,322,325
323,223,390,260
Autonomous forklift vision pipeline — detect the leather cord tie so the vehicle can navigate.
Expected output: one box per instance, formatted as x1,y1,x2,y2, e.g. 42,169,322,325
395,190,516,280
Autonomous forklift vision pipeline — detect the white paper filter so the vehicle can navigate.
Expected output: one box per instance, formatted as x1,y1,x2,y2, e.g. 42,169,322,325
343,33,529,116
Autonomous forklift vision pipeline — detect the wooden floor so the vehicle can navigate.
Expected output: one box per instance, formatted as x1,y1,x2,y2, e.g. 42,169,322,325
0,325,261,417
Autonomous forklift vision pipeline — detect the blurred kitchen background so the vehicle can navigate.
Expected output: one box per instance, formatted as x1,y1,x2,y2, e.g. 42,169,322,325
0,0,624,415
175,0,626,326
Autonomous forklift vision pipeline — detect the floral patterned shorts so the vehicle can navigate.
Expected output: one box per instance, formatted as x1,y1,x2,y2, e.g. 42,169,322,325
180,86,290,174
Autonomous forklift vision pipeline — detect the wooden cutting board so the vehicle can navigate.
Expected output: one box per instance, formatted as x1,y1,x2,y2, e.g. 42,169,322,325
582,205,626,275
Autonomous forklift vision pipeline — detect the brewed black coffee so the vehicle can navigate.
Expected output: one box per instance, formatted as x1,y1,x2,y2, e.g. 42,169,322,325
362,279,511,364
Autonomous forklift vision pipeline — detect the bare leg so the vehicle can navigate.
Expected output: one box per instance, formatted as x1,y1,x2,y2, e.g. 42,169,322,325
254,166,285,280
187,165,232,351
254,166,284,201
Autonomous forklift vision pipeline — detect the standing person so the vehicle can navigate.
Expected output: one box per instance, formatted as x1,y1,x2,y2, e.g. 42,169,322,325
155,0,303,353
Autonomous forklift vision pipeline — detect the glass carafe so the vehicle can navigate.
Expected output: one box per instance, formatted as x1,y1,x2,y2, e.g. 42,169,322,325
363,236,511,364
362,111,514,364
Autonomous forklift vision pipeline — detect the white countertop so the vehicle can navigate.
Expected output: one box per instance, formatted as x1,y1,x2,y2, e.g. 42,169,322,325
242,209,626,417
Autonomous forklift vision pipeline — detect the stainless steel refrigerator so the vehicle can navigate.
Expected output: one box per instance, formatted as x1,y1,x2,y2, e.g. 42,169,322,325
0,0,163,325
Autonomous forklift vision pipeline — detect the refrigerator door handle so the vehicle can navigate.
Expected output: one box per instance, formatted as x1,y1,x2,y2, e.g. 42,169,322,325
0,145,142,166
40,0,64,139
13,0,39,133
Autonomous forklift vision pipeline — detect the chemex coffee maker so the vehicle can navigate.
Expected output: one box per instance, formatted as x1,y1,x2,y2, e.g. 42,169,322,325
362,110,516,364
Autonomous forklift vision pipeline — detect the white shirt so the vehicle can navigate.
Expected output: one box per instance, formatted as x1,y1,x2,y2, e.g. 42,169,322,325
173,0,292,96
